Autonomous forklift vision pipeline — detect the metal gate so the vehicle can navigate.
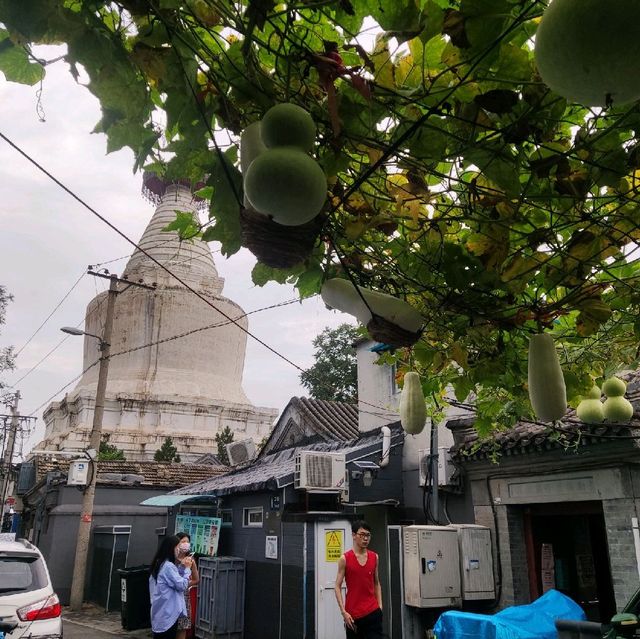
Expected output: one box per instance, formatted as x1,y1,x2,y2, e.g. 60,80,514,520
196,556,245,639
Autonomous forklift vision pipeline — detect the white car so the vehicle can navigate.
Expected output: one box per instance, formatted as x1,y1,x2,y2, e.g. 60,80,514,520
0,536,62,638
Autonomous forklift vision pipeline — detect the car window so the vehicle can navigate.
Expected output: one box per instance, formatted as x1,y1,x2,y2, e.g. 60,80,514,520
0,556,48,594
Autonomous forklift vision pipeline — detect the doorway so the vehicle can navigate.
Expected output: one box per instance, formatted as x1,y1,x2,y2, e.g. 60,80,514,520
315,519,351,639
524,502,615,621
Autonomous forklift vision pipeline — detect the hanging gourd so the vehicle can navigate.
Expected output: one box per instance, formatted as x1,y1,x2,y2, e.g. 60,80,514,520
244,147,327,225
399,372,427,435
240,122,266,207
260,103,316,152
320,278,423,347
576,385,604,424
527,333,567,422
241,104,327,226
602,376,634,423
534,0,640,106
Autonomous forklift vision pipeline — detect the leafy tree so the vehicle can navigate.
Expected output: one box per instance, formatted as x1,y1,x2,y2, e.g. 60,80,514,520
98,435,126,461
300,324,359,403
0,285,15,392
215,426,234,466
154,436,181,462
2,2,640,432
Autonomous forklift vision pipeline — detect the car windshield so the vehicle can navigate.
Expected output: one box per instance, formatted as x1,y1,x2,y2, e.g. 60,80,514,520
0,555,48,595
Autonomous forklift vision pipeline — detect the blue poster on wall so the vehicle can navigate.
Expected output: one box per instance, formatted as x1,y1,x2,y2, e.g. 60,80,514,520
175,515,222,556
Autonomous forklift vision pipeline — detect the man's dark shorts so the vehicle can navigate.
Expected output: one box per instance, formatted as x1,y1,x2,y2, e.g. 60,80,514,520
346,607,383,639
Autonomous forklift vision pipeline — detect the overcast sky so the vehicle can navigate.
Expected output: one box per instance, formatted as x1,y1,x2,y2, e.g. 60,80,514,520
0,50,354,456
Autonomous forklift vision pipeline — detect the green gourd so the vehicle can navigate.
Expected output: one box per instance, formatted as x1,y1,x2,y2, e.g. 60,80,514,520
603,396,634,423
535,0,640,106
527,333,567,422
240,122,266,208
576,399,604,424
585,385,601,400
602,377,627,397
261,103,316,152
244,147,327,226
399,372,426,435
320,278,423,333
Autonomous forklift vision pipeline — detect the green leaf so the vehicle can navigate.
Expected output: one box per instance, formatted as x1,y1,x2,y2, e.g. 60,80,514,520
0,30,42,85
251,263,289,286
452,375,474,402
295,263,324,298
163,210,200,240
203,149,242,257
463,145,522,197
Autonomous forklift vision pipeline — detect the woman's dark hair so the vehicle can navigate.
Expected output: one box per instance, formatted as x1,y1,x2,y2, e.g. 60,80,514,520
176,532,190,542
150,535,180,580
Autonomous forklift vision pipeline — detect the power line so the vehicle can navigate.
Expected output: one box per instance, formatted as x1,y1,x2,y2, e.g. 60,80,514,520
27,360,100,418
0,130,321,380
9,335,72,389
14,271,86,358
0,134,404,424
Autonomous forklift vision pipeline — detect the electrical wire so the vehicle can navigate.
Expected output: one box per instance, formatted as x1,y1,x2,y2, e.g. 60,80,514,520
13,271,86,358
0,130,396,423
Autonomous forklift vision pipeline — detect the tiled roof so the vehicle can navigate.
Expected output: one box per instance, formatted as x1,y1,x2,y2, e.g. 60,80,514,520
172,423,403,496
293,396,359,441
33,456,227,488
451,371,640,461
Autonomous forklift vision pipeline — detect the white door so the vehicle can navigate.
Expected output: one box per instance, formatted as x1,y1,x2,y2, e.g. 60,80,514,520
316,519,351,639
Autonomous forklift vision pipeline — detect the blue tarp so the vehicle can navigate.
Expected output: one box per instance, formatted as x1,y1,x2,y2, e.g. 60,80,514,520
434,590,586,639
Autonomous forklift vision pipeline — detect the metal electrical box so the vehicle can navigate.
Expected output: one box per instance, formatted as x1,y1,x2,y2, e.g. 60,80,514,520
67,459,90,486
403,525,461,608
448,524,495,601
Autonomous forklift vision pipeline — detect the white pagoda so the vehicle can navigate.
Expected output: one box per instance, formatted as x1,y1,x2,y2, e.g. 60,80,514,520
38,177,277,461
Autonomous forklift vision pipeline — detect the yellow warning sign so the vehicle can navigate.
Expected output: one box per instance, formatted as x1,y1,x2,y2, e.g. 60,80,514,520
325,529,343,562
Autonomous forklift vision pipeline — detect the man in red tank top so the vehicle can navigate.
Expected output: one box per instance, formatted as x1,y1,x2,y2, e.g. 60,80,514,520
334,520,383,638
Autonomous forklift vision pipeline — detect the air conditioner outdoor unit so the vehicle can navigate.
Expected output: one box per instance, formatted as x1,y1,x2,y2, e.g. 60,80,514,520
294,451,346,492
226,439,257,467
419,447,456,487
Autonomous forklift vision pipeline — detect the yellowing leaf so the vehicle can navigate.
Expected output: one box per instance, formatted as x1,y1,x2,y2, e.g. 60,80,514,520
344,220,366,240
451,342,468,369
371,37,396,89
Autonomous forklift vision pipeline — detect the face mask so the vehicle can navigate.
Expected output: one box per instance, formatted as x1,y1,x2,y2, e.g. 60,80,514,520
179,542,190,552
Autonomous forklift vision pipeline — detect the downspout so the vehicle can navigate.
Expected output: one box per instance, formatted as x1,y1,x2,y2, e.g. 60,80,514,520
303,521,307,639
379,426,391,468
631,517,640,580
278,487,286,639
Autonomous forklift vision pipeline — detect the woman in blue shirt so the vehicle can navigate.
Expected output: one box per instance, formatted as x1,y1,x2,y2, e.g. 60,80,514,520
149,535,193,639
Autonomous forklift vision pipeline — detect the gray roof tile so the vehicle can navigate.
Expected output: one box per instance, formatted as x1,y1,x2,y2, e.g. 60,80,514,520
172,424,402,496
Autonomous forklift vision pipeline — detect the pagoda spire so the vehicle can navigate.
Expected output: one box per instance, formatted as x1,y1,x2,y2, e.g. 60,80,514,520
124,175,223,294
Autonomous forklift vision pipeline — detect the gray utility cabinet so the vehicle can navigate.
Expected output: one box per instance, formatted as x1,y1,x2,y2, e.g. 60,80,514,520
196,557,245,639
447,524,495,601
403,525,462,608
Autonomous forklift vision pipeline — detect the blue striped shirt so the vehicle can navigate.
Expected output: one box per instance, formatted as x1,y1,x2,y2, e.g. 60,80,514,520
149,560,191,633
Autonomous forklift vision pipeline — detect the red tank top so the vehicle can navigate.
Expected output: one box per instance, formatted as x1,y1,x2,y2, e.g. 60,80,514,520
344,549,379,620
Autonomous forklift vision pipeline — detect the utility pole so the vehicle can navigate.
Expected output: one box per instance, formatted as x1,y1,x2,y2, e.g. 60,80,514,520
0,391,20,515
69,271,155,611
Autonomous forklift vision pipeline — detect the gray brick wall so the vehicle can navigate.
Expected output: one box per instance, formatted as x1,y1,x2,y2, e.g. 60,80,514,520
506,505,530,605
602,497,640,609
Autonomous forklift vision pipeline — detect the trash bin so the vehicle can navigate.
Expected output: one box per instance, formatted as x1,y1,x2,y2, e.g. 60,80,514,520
118,565,151,631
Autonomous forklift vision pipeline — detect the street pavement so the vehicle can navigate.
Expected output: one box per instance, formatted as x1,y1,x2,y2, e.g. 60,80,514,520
64,619,133,638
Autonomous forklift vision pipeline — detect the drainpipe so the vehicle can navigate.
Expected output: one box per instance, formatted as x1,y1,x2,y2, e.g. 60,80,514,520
379,426,391,468
631,517,640,580
278,487,286,639
303,521,307,639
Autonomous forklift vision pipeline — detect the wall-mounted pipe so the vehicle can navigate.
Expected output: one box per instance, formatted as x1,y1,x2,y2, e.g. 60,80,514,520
379,426,391,467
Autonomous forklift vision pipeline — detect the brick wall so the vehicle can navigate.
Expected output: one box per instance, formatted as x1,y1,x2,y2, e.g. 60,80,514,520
602,497,640,609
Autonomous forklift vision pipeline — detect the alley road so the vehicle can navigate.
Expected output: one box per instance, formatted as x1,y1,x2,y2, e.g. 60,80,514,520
63,619,149,639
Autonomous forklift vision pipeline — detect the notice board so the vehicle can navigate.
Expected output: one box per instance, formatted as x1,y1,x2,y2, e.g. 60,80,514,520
175,515,222,556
